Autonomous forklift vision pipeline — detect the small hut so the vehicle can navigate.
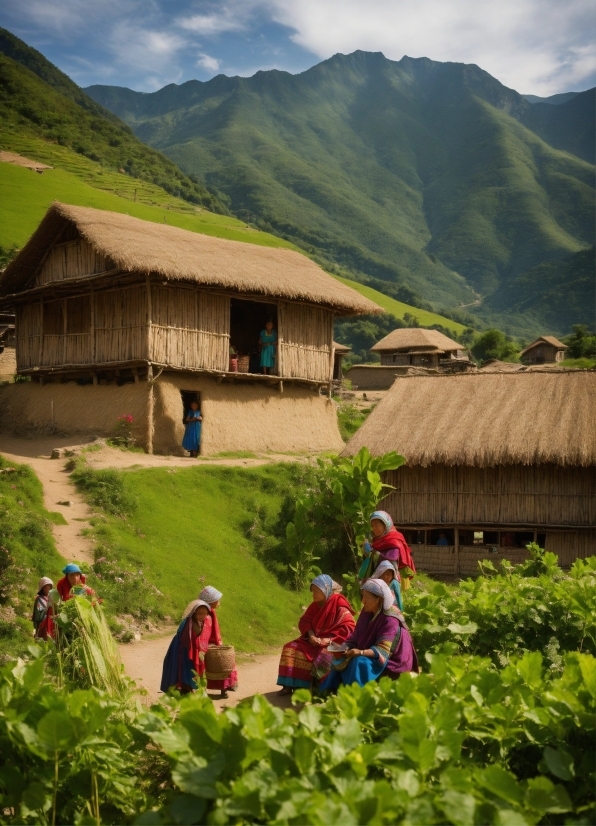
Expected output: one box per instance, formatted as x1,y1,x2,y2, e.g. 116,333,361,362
520,336,567,365
370,328,471,370
0,203,380,454
343,371,596,572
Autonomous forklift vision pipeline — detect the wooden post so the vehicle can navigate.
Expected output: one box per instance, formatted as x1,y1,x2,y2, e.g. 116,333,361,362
454,526,460,577
328,312,335,397
90,287,95,363
39,299,44,367
276,302,283,379
62,298,67,364
147,364,154,455
146,274,153,362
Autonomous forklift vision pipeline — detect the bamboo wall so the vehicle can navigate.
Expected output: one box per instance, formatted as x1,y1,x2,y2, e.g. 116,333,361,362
149,287,229,371
384,465,596,527
37,240,111,285
278,302,332,382
16,286,148,369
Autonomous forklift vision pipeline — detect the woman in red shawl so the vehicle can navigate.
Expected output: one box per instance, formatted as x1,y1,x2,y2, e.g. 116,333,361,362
56,563,95,601
198,585,238,698
277,574,355,695
358,511,416,587
161,599,212,695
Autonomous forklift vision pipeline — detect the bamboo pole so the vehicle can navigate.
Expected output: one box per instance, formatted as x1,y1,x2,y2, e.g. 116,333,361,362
39,299,44,366
276,302,284,378
454,527,459,576
328,311,335,397
62,298,67,364
147,364,154,455
90,287,95,363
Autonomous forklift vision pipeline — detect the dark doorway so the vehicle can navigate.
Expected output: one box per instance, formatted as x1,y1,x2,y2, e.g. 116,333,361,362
230,299,277,373
180,390,201,423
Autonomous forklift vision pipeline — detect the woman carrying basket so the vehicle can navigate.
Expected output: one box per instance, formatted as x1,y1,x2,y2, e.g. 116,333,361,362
198,585,238,699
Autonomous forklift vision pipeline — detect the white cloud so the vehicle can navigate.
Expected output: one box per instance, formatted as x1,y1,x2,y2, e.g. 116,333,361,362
178,11,246,36
108,23,186,74
261,0,596,94
196,52,221,72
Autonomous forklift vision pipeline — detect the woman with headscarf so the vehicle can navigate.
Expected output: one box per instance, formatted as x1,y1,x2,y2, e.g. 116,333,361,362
372,559,403,611
32,576,55,640
56,563,94,601
277,574,355,695
198,585,238,698
359,510,416,587
160,599,212,694
320,579,418,692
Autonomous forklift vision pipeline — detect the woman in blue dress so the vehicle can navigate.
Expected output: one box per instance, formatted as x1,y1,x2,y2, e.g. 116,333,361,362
259,321,277,374
182,401,202,457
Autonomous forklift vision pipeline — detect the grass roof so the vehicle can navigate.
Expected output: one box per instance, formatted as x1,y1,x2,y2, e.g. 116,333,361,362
370,327,461,352
342,371,596,467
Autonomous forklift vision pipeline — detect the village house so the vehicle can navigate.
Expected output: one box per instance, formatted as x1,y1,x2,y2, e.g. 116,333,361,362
343,371,595,572
520,336,567,365
332,341,351,381
0,203,380,454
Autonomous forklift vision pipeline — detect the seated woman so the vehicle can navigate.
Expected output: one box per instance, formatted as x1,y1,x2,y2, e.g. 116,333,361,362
277,574,355,695
160,599,211,694
320,579,418,692
372,559,403,611
359,510,416,588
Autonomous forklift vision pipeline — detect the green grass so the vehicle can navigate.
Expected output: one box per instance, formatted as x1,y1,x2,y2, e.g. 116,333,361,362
560,357,596,369
76,463,309,652
0,457,64,662
334,276,467,334
0,154,299,251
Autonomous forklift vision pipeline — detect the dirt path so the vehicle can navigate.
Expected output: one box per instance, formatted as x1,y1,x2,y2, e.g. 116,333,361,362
119,634,291,711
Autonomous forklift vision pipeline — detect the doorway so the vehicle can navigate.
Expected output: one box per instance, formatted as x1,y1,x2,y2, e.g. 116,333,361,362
229,298,278,374
180,390,202,455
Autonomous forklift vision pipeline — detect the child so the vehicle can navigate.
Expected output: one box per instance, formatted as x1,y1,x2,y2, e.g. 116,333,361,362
372,560,403,611
32,577,54,640
182,401,202,458
359,510,416,587
161,599,212,694
56,563,94,601
198,585,238,699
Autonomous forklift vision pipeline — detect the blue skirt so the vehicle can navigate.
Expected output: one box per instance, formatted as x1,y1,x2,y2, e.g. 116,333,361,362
319,654,387,692
182,421,201,451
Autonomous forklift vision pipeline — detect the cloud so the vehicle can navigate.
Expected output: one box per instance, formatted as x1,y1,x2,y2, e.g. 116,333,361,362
262,0,596,94
179,11,246,36
196,52,221,72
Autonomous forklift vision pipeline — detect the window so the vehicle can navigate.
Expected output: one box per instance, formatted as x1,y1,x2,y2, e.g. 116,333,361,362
66,296,90,334
229,298,278,374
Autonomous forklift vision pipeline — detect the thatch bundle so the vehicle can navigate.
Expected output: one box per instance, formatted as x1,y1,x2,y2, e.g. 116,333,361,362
0,203,381,316
371,328,461,352
342,371,596,467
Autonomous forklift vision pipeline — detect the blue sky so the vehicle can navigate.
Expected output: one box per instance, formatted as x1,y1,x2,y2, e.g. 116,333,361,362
1,0,594,96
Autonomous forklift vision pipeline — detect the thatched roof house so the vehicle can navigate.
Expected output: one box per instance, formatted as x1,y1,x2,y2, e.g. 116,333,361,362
520,335,567,365
343,372,596,572
370,328,471,370
0,203,381,455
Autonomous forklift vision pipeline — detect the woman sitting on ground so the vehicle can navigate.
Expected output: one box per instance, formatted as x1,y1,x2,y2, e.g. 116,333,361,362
198,585,238,698
277,574,355,695
320,579,418,692
372,559,403,611
160,599,211,694
56,563,94,601
359,510,416,588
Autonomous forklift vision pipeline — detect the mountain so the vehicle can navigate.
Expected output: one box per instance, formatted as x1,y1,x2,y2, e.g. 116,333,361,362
87,52,595,335
523,92,579,105
0,27,225,212
520,89,595,163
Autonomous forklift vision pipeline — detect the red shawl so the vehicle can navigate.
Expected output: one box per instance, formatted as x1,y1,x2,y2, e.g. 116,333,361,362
372,529,417,574
56,574,93,601
298,593,355,642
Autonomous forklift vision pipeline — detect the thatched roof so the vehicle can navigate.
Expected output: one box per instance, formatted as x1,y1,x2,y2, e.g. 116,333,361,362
333,341,352,354
0,203,381,316
371,328,461,352
520,336,567,355
342,371,596,467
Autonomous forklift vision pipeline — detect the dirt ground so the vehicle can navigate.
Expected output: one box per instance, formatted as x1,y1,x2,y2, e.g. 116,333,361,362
0,433,298,707
119,633,291,711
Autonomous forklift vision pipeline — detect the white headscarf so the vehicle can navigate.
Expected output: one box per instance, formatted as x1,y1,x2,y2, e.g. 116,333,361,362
371,560,396,581
37,577,53,593
182,599,211,619
361,578,394,611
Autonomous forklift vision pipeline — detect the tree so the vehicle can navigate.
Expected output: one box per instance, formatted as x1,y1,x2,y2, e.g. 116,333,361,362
471,329,519,363
563,325,596,359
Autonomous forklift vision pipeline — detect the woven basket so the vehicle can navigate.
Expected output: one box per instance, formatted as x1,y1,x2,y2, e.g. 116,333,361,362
237,355,250,373
205,645,236,679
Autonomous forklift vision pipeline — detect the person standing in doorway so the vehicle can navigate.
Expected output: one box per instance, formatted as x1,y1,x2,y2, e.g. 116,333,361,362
259,321,277,374
182,400,202,458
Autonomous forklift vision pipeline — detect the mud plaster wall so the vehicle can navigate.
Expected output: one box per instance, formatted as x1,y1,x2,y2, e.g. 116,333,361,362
0,347,16,380
153,374,344,455
0,381,149,441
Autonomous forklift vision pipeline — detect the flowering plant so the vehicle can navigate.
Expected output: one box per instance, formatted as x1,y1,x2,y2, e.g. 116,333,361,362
109,414,136,448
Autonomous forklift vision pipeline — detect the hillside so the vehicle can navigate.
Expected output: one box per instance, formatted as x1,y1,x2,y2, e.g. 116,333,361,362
0,27,225,212
87,51,595,337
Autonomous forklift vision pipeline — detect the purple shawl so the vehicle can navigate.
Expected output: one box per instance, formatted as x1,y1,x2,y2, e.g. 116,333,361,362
347,608,418,676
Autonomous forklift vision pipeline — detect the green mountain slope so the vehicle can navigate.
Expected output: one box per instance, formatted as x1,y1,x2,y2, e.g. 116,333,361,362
0,27,225,212
87,51,595,336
